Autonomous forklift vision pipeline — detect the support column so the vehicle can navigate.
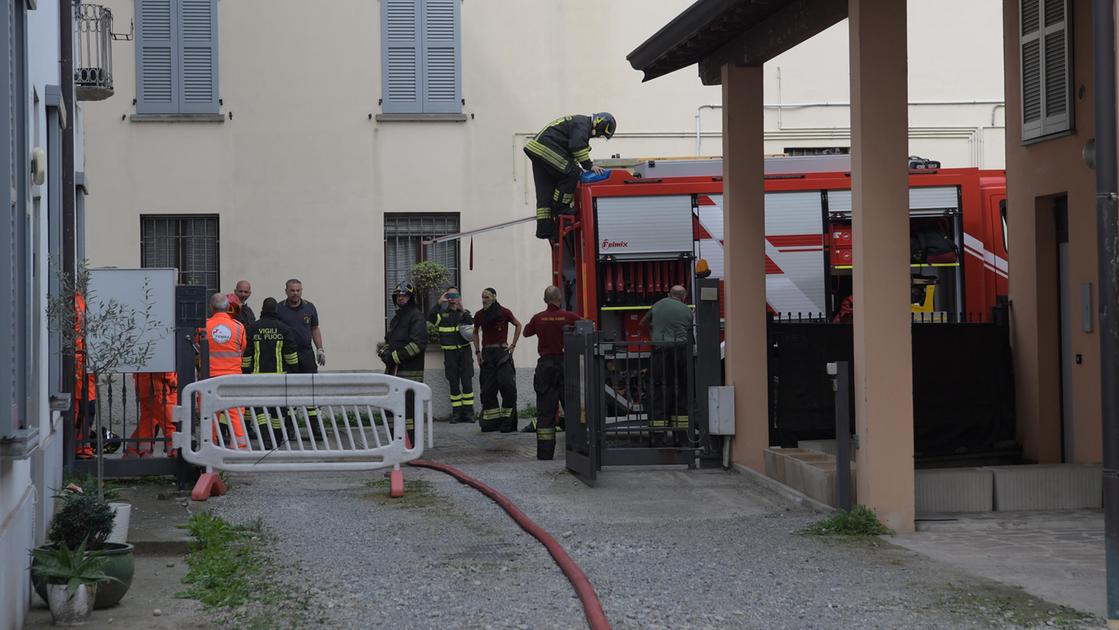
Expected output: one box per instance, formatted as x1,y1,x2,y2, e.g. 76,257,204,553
849,0,915,532
721,64,768,471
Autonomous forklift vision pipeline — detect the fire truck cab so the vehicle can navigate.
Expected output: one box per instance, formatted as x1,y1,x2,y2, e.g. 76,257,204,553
551,155,1008,342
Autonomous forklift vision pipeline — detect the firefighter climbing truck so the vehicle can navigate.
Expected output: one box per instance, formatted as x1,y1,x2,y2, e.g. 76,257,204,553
550,155,1008,343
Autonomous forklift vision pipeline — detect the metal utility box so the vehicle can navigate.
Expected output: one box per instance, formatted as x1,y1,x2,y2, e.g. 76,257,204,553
708,386,736,435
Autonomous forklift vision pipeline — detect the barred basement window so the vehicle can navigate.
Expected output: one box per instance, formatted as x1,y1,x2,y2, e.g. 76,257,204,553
384,213,460,330
140,215,220,295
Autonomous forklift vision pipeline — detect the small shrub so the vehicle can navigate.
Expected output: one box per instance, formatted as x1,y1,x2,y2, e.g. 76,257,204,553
800,505,894,536
48,493,116,550
518,406,538,419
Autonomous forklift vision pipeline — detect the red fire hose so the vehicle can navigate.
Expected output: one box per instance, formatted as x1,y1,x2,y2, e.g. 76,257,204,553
408,459,611,630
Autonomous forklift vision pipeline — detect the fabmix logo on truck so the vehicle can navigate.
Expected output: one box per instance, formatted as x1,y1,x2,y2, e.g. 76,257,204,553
601,239,629,250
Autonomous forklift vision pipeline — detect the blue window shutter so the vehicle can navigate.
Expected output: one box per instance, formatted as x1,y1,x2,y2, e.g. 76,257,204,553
177,0,218,114
136,0,176,114
421,0,460,114
382,0,422,114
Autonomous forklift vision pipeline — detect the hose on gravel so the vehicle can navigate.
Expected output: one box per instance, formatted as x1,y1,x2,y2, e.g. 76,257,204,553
408,459,611,630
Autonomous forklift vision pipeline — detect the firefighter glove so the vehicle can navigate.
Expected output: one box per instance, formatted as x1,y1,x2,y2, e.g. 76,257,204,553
316,348,327,366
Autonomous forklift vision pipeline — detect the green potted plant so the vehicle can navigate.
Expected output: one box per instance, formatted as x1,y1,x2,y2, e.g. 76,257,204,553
32,491,135,609
30,541,120,625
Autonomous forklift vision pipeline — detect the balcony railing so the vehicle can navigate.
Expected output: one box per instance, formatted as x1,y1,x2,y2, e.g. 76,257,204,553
74,3,114,101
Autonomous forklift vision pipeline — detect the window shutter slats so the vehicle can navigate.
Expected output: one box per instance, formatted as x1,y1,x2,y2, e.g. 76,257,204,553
421,0,460,113
1020,0,1070,141
382,0,422,113
178,0,218,114
1044,31,1067,115
136,0,176,114
1022,39,1041,124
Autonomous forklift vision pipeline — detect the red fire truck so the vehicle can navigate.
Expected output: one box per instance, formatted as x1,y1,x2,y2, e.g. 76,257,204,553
550,155,1008,341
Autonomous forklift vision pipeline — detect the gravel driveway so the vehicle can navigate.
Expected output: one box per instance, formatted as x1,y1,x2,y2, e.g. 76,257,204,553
206,424,1103,629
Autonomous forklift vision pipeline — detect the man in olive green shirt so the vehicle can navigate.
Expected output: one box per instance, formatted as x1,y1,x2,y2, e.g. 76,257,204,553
641,285,692,342
641,285,692,430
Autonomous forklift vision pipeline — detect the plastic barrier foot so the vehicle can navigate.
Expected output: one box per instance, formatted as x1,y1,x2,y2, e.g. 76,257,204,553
389,467,405,498
192,472,227,501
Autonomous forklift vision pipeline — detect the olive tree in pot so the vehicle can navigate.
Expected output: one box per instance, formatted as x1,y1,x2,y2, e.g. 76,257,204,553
46,262,167,539
32,491,135,609
30,541,120,626
409,260,450,344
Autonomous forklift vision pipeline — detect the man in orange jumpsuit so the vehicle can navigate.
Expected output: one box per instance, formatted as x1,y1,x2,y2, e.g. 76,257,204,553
127,371,178,457
73,294,96,458
204,293,249,449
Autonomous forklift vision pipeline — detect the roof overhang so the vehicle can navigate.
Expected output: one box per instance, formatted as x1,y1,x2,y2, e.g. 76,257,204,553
627,0,847,85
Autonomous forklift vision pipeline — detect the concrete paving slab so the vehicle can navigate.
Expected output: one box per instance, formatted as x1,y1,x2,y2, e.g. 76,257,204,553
896,509,1105,618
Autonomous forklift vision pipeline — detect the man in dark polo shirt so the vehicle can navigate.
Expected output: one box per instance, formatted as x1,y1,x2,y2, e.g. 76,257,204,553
472,287,522,432
524,286,583,460
276,278,325,373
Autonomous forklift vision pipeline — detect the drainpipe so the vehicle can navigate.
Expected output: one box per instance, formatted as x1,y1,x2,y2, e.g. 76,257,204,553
60,0,76,467
1092,0,1119,624
694,104,721,155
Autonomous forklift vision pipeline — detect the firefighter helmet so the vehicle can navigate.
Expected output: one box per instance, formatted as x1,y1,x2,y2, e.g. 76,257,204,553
226,293,242,315
591,112,616,139
392,281,414,297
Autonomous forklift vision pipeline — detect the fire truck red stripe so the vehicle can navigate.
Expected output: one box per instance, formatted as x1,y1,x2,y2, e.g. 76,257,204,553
767,234,823,248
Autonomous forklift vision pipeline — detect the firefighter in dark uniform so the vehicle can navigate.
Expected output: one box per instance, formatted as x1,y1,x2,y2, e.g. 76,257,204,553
472,288,523,433
524,112,616,240
428,286,475,424
524,286,583,460
381,281,427,441
241,297,299,449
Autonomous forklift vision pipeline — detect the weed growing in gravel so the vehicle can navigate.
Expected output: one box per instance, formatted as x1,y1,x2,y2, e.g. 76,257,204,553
178,513,318,628
800,505,894,536
178,513,264,607
518,406,537,419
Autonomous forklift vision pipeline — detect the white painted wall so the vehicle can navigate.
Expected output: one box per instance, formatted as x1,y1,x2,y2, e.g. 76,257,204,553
1,2,68,628
81,0,1005,413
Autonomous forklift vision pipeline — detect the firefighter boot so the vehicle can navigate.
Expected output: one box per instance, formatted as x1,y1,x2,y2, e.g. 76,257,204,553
535,208,555,240
521,419,536,433
536,427,556,460
500,408,518,433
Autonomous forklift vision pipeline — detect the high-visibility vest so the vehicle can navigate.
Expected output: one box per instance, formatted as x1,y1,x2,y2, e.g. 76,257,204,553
205,313,247,377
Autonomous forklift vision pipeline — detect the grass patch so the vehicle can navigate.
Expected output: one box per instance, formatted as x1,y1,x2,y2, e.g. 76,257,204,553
177,513,265,608
800,505,895,536
177,513,322,628
518,406,537,419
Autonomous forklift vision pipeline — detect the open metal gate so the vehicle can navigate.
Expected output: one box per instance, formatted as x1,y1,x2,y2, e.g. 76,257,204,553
564,279,724,485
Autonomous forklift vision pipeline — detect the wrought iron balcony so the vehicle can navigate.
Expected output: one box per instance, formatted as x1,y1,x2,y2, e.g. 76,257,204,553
74,2,114,101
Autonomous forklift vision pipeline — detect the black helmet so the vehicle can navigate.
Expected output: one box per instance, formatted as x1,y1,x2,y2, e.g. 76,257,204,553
392,281,414,297
591,112,616,139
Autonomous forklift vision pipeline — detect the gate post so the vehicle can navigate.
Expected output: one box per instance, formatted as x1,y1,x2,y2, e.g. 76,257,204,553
174,285,207,490
694,278,721,462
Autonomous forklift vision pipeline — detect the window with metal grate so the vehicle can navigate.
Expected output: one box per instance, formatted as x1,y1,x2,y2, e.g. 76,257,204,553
384,213,460,330
140,215,220,296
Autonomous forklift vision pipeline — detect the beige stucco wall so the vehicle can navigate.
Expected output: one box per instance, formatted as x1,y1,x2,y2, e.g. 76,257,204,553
1002,0,1101,464
83,0,1005,376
